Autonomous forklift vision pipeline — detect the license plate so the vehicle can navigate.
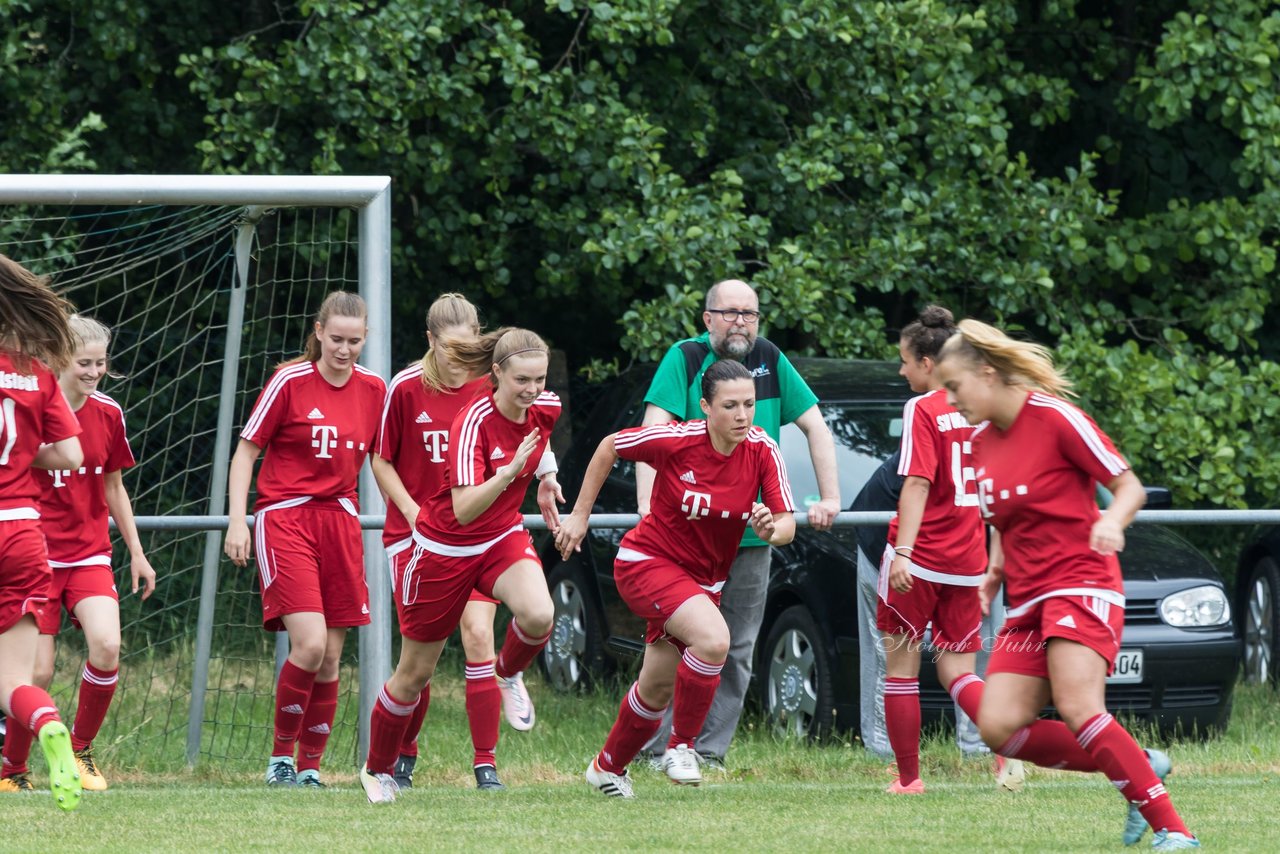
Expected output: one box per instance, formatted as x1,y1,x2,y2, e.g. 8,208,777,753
1107,649,1144,684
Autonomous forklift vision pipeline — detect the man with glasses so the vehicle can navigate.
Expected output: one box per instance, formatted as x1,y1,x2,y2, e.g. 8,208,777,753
635,278,840,770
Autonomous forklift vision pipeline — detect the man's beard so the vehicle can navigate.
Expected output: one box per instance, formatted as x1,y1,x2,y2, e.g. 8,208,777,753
712,332,753,360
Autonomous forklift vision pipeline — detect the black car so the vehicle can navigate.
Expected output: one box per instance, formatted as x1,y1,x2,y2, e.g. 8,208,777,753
541,358,1239,738
1235,529,1280,685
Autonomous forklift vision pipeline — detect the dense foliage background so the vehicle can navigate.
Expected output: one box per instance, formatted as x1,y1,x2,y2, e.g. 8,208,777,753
3,0,1279,510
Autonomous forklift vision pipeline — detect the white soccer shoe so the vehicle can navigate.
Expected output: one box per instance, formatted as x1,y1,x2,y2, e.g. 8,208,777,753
660,744,702,786
359,766,400,804
585,757,635,799
994,755,1026,792
497,672,536,732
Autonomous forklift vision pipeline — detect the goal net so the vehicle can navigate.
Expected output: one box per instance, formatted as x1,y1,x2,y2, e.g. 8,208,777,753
0,188,387,773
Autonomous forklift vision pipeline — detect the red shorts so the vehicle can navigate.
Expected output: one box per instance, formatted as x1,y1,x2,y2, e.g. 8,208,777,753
37,560,118,634
876,546,982,652
392,526,537,643
254,500,369,632
0,518,52,634
987,591,1126,678
614,554,722,649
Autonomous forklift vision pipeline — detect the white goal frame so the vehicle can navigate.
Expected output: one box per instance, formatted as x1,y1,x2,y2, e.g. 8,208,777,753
0,174,393,764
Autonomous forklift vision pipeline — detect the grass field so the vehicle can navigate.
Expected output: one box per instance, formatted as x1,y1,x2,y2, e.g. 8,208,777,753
5,673,1280,852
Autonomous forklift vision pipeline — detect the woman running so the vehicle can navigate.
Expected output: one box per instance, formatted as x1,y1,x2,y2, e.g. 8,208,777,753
224,291,387,789
1,315,155,794
372,297,560,790
878,306,1021,793
936,319,1198,851
556,359,796,798
360,328,560,803
0,253,85,810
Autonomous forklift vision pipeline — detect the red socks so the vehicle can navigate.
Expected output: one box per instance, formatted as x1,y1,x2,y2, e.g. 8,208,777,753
885,677,921,784
667,650,723,752
598,682,666,774
947,672,983,722
494,619,551,680
1076,713,1189,836
3,685,61,776
998,719,1100,771
465,660,501,768
398,682,430,758
271,660,317,758
296,678,338,773
366,684,420,775
71,663,119,752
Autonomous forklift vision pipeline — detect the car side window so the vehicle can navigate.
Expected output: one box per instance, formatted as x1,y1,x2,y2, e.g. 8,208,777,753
781,403,904,508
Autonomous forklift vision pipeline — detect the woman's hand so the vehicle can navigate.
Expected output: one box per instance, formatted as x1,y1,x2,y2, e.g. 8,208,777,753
1089,517,1126,556
224,518,251,567
131,553,157,601
978,567,1003,617
555,511,590,561
748,502,776,542
538,474,565,534
498,429,541,486
889,553,913,594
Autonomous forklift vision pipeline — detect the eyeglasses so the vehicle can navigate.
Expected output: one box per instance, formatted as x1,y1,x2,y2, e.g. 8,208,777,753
707,308,760,324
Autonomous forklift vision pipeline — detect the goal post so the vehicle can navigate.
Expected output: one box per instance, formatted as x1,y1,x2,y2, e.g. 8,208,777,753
0,174,392,767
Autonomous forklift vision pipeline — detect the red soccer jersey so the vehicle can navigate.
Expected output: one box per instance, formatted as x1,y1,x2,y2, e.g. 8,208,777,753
376,364,490,547
887,388,986,578
969,391,1130,609
240,361,387,510
415,391,561,546
39,392,135,564
0,351,81,515
615,421,796,588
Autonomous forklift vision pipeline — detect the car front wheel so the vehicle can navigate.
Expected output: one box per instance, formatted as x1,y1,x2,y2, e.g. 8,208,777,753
541,561,607,692
1243,557,1280,685
760,605,835,740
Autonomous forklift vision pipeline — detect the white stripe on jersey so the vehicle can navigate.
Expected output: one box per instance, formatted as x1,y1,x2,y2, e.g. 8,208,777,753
241,362,313,440
377,364,423,458
746,427,797,512
534,391,562,408
1004,586,1125,619
614,420,707,451
454,396,494,487
897,393,927,476
90,391,129,433
1027,393,1128,476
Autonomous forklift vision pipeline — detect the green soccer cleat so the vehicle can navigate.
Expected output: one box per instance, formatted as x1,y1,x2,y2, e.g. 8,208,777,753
1151,830,1200,850
38,722,82,812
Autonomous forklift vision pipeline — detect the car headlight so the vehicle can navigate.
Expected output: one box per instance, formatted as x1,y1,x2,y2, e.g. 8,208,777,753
1159,585,1230,628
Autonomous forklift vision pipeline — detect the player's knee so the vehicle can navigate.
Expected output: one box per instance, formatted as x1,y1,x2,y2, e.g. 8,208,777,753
32,661,55,690
1051,694,1102,733
514,601,554,638
692,630,730,664
88,635,121,670
459,621,494,659
289,641,326,673
979,719,1014,753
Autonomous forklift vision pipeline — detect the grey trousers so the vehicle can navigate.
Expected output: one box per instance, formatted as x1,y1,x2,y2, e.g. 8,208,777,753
856,546,1003,757
642,545,772,760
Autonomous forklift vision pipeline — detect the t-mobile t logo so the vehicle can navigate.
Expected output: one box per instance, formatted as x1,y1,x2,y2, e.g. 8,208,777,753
311,424,339,459
48,468,71,488
681,489,713,520
421,430,449,463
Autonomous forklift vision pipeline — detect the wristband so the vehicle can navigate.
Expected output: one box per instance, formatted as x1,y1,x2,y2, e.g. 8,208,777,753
535,449,558,479
894,546,914,556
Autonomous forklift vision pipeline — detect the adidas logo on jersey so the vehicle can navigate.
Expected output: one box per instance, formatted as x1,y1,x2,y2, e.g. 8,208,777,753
679,470,697,485
361,603,369,615
415,411,432,424
307,408,325,419
281,703,305,715
491,447,506,460
1056,614,1077,629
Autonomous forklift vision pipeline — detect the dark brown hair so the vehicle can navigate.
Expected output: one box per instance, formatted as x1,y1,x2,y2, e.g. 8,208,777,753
900,304,957,362
0,253,76,372
701,358,753,403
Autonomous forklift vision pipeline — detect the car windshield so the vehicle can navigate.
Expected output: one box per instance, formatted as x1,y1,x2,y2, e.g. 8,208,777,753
780,401,903,508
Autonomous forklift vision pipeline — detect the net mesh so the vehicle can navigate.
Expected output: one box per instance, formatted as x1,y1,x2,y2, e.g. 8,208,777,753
1,203,364,772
